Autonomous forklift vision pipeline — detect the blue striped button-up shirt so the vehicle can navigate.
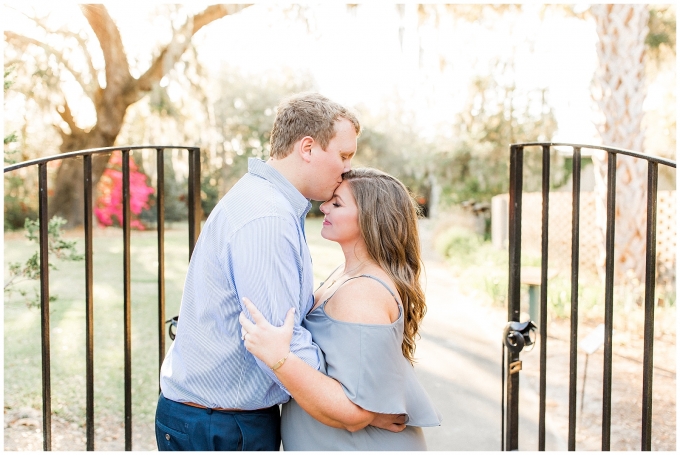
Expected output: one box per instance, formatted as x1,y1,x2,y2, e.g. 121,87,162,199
160,158,322,409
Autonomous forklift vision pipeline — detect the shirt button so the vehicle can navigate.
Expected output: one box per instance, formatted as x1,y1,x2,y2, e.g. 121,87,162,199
165,434,171,441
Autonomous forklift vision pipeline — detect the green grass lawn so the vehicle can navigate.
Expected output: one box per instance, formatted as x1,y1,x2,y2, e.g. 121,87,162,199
4,217,344,429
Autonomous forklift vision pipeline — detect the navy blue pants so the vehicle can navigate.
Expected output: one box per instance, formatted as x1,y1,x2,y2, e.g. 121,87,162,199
155,393,281,451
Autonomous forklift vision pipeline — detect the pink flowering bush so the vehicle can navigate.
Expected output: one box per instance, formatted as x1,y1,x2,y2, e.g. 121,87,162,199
95,151,155,230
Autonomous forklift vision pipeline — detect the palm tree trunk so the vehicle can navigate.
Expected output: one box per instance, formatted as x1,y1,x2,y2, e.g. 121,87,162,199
591,4,649,286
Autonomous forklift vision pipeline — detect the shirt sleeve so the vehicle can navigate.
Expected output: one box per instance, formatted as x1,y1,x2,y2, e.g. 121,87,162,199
227,215,322,391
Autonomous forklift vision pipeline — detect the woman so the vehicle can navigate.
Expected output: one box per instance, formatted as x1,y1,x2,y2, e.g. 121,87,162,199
240,167,441,450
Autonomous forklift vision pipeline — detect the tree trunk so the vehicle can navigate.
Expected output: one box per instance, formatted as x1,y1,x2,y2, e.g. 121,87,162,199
50,124,121,227
590,4,649,285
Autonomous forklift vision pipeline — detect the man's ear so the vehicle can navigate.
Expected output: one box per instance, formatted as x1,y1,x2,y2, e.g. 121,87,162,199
299,136,314,163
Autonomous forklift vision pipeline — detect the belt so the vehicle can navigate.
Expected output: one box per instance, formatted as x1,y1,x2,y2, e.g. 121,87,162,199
182,401,269,412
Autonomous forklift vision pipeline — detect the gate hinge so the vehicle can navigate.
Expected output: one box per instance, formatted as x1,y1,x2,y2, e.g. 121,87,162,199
509,360,522,374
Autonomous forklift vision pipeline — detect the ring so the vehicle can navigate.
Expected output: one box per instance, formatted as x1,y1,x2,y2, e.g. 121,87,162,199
241,332,247,341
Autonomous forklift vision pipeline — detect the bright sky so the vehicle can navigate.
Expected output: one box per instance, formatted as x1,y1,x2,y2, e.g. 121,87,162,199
5,3,669,147
190,4,602,144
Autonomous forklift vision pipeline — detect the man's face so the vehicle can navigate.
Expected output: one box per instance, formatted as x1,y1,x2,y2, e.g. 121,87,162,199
308,118,357,201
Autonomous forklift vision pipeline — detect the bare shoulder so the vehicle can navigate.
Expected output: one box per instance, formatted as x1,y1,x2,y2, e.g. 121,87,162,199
325,274,400,324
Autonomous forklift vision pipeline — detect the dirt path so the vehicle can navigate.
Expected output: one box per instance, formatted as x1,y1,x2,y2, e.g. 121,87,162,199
3,408,156,451
415,219,565,450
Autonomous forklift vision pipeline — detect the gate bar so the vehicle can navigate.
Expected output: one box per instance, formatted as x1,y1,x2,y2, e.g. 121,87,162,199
505,144,524,450
38,163,52,451
641,162,659,450
122,150,132,450
538,145,551,451
188,148,201,259
567,146,582,450
83,155,95,450
601,152,617,450
157,149,166,379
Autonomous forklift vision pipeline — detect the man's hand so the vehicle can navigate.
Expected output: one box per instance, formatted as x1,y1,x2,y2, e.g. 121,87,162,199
369,413,407,433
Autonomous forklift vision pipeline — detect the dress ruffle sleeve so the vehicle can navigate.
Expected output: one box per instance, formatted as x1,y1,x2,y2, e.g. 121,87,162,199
305,310,442,427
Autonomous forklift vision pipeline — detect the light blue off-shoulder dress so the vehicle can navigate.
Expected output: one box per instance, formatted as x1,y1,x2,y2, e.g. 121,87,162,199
281,275,442,451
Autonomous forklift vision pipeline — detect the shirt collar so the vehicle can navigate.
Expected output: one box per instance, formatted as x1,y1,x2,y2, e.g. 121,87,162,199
248,158,312,219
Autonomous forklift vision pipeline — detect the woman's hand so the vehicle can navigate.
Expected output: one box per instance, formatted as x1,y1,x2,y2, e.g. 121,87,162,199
239,297,295,368
370,413,407,433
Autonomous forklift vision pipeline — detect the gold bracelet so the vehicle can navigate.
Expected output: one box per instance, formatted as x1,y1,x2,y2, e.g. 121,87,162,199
271,352,290,371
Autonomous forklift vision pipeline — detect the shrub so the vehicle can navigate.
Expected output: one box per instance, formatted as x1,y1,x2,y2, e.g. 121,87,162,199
4,216,83,308
94,151,155,229
434,226,483,261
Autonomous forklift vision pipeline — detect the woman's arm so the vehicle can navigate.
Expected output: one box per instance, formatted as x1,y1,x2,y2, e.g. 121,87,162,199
239,298,405,433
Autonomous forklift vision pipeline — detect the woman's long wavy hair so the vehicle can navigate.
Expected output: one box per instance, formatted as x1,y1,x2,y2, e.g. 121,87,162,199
342,168,426,363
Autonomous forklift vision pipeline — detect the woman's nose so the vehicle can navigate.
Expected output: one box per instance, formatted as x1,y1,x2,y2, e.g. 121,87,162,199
319,201,329,214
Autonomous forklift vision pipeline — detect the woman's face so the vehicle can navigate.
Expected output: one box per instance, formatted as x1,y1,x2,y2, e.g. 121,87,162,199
319,180,361,245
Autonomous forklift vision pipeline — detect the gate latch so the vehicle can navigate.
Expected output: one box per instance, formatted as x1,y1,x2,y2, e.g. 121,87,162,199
503,320,537,353
166,315,179,340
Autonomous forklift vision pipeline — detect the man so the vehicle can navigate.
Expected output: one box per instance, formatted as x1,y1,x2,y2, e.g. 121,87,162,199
155,93,401,451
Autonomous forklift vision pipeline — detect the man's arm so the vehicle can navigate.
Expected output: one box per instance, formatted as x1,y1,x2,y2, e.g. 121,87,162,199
228,216,321,387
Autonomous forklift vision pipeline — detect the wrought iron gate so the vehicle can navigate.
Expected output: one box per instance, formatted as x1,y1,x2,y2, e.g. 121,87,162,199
501,142,676,451
4,146,202,451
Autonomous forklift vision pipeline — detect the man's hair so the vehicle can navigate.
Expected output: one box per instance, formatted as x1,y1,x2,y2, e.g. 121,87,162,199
269,92,361,159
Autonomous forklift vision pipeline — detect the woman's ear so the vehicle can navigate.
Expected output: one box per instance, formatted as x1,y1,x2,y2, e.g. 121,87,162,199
299,136,314,163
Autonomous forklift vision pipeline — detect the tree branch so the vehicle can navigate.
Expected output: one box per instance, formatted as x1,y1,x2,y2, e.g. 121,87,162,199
59,29,101,95
193,4,251,34
135,5,251,93
4,31,97,103
12,9,102,97
56,99,84,136
79,4,132,93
